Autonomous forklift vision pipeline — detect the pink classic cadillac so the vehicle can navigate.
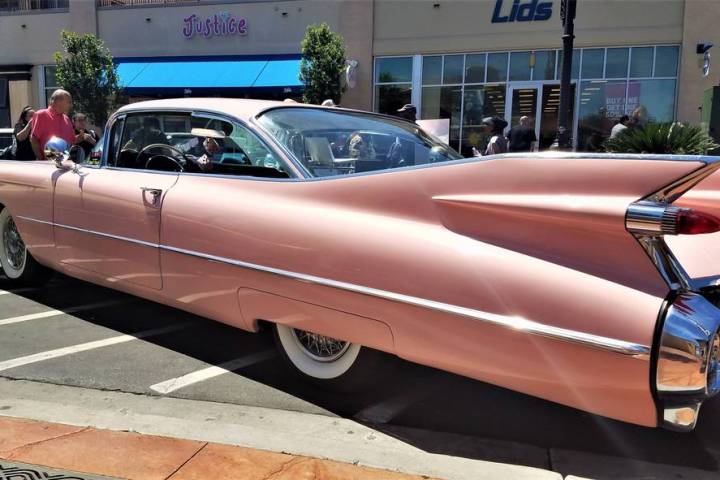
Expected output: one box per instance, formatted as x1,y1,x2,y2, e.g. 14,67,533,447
1,98,720,431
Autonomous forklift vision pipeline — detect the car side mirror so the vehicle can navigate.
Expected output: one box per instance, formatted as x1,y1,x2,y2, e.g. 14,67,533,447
56,145,85,171
66,145,85,165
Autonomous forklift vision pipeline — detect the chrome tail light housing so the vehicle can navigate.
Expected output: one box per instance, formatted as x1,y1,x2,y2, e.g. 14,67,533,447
656,293,720,430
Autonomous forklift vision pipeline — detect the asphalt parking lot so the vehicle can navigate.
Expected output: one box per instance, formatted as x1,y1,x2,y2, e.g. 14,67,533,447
1,272,720,479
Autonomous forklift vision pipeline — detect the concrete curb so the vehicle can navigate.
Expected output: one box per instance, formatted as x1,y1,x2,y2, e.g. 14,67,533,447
0,377,560,480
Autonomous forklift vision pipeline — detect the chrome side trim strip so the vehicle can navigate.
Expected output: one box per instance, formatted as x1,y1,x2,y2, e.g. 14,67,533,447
17,216,160,249
19,215,650,357
162,245,650,356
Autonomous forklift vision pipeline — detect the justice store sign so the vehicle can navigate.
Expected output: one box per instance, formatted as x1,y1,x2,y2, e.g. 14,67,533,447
182,11,248,39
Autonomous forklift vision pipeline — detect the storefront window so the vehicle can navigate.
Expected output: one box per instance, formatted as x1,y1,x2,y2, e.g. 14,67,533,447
374,57,412,116
486,53,508,82
509,52,532,81
556,49,580,80
630,47,653,78
533,51,556,81
375,85,411,116
422,56,442,85
465,54,486,83
43,65,58,107
375,44,679,153
577,80,627,152
629,79,676,123
654,46,679,77
375,57,412,83
581,49,604,79
421,85,462,150
605,48,629,78
443,55,464,84
460,85,506,157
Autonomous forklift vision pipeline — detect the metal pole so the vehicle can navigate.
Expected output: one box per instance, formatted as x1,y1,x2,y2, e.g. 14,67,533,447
557,0,577,150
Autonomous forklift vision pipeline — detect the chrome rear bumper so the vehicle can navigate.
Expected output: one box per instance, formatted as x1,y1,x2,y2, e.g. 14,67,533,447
656,292,720,431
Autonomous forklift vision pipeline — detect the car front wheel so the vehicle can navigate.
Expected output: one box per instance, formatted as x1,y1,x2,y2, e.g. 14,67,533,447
0,209,52,285
273,323,384,391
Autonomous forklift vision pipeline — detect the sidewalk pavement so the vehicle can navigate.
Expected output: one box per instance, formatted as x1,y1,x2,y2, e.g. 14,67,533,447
0,415,438,480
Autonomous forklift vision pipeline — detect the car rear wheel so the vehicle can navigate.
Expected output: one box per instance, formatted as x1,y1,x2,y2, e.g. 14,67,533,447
273,323,384,391
0,209,52,286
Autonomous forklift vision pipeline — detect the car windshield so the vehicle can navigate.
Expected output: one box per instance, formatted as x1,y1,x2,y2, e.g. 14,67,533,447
257,107,463,178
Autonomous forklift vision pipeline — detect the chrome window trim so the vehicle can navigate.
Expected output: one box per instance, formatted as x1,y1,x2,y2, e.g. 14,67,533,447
18,215,650,358
103,108,305,180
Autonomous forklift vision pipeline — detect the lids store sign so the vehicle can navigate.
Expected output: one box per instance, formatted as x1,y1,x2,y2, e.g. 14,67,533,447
491,0,553,23
182,12,248,39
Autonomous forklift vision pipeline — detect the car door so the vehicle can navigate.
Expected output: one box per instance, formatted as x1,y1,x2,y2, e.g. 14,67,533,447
53,113,178,290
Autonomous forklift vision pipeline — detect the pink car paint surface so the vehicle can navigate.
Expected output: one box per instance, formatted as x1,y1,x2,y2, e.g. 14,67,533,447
1,98,720,432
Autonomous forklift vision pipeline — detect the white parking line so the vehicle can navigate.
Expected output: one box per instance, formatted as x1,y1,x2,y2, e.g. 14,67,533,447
150,350,277,394
0,323,192,372
0,299,132,327
0,287,39,296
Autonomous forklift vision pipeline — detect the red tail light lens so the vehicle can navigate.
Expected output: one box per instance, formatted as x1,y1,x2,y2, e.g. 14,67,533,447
676,210,720,235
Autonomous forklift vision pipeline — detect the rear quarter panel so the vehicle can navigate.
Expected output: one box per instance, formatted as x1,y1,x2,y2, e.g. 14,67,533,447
160,157,699,426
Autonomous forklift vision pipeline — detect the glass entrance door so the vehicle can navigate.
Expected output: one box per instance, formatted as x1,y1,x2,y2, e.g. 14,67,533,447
507,83,541,151
506,83,575,151
538,84,575,150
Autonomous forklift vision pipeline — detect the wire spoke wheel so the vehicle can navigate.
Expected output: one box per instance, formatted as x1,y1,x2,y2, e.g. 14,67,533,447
3,216,26,272
291,328,351,362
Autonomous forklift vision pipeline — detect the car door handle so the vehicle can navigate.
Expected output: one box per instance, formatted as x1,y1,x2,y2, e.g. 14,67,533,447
140,187,162,202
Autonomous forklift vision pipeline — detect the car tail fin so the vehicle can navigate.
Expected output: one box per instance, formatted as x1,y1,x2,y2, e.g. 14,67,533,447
625,157,720,290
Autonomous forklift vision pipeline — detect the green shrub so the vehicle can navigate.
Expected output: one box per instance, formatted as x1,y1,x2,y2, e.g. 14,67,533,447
300,23,346,105
604,122,718,155
54,31,120,127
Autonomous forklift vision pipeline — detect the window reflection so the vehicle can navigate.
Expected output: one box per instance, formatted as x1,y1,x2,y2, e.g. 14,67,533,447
465,54,486,83
487,53,508,82
605,48,629,78
577,80,626,151
576,78,676,151
422,56,442,85
630,47,653,78
375,84,411,116
509,52,532,81
443,55,464,84
375,57,413,83
654,46,679,77
421,85,463,150
460,85,506,157
533,51,556,81
581,49,604,79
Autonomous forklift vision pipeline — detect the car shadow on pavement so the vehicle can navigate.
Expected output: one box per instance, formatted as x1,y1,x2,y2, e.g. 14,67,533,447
2,274,720,479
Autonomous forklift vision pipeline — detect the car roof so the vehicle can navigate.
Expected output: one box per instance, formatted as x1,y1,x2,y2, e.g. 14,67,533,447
115,98,334,122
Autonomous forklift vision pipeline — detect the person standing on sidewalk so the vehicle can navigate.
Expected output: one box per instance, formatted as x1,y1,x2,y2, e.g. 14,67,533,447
506,116,537,152
609,115,630,139
73,112,98,158
12,106,36,160
30,89,77,160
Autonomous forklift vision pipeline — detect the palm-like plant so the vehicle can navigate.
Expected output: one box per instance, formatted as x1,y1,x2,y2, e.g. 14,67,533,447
604,122,718,155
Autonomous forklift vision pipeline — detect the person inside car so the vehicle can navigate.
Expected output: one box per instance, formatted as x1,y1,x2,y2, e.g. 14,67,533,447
123,117,168,151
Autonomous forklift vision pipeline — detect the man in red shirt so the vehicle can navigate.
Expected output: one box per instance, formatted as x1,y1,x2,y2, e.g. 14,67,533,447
31,89,81,160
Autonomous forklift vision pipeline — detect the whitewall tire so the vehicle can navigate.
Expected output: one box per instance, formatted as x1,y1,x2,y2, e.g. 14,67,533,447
273,323,386,391
0,209,52,285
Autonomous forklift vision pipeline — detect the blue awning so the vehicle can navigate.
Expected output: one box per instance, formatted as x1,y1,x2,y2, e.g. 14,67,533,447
115,55,302,96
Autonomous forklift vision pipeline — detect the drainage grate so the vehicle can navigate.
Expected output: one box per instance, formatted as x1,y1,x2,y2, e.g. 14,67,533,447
0,460,119,480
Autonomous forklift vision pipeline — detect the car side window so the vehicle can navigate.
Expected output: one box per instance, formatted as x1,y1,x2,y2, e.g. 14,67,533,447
110,111,290,178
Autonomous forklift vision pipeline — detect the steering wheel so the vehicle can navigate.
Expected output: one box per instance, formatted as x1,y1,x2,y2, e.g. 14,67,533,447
145,154,184,172
136,143,190,168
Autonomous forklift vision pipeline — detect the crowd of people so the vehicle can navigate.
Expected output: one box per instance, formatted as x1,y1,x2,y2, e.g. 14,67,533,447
1,89,98,162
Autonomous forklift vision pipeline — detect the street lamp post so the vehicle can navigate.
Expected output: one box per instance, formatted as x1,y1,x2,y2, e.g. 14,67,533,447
557,0,577,150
